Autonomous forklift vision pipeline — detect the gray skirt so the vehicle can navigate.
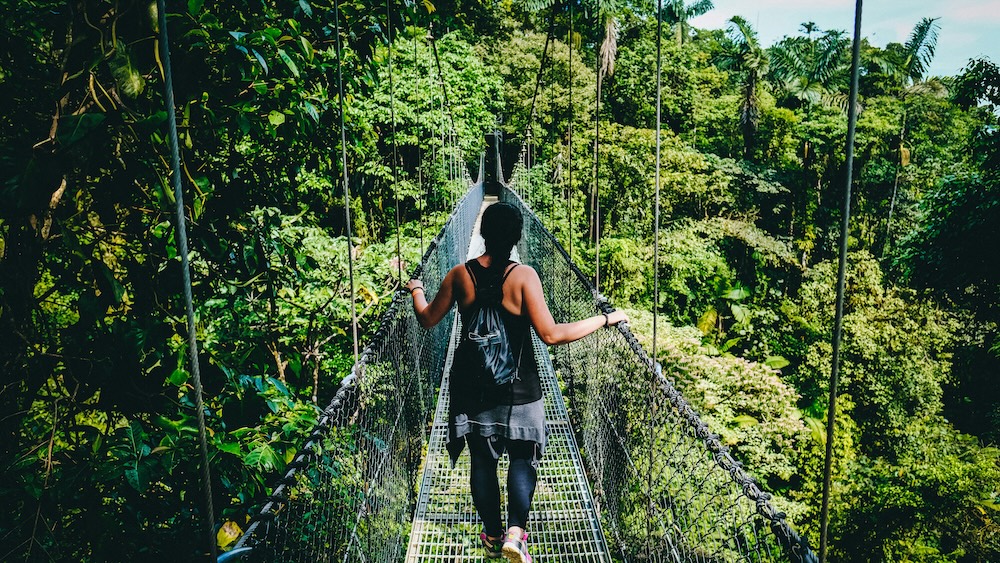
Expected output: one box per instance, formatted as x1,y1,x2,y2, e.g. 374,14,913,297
452,398,547,459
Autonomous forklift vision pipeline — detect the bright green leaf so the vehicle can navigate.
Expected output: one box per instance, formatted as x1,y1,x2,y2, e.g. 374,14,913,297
764,356,790,369
732,414,759,427
268,111,286,126
169,369,189,386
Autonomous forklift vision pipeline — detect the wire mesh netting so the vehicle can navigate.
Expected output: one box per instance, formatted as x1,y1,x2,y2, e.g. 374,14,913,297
500,186,815,563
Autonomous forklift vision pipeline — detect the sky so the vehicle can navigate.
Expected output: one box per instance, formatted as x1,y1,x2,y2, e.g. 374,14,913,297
688,0,1000,78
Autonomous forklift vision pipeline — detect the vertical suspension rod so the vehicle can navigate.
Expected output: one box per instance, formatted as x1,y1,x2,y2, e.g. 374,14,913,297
334,0,360,361
820,1,863,560
155,1,216,557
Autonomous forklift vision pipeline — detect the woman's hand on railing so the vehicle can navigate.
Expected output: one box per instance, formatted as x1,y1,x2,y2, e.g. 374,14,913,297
605,310,628,327
405,279,424,296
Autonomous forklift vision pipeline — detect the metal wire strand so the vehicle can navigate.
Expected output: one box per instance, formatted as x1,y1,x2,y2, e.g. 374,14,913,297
155,1,216,558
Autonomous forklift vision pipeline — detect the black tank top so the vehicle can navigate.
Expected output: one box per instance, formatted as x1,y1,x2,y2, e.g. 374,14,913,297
453,259,542,408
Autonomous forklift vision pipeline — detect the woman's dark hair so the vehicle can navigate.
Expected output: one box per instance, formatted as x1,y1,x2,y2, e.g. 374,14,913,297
480,202,523,264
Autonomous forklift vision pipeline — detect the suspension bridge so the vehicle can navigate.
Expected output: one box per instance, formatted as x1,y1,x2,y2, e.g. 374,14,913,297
216,152,816,562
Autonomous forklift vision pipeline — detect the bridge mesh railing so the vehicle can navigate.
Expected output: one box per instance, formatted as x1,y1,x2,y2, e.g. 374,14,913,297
227,183,484,562
500,185,815,563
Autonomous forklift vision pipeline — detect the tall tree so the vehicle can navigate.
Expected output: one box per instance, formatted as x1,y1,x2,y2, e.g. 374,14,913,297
717,15,769,161
884,17,941,252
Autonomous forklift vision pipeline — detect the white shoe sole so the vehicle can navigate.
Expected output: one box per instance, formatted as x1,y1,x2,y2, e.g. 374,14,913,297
502,543,529,563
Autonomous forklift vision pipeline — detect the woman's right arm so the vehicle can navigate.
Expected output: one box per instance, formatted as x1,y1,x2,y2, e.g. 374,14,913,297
407,265,461,328
521,267,627,345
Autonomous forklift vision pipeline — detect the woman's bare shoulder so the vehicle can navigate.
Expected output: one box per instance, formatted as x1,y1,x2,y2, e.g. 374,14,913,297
510,263,540,283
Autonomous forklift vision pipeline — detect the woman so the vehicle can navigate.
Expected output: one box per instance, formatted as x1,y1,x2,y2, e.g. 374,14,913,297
405,202,627,563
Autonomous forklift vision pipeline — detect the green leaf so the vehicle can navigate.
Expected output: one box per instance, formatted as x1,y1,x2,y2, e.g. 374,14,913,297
298,0,313,17
268,111,286,126
268,377,291,396
250,48,269,75
697,308,717,335
805,417,826,445
724,286,750,301
299,36,314,62
764,356,790,369
277,49,300,78
216,441,242,456
187,0,204,14
245,444,279,470
169,369,189,386
302,101,319,123
125,467,149,492
732,414,759,427
730,303,748,323
94,261,126,305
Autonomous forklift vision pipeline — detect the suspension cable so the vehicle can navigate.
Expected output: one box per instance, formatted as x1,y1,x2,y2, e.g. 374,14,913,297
649,0,664,556
154,1,216,557
525,2,558,213
820,2,863,560
430,31,458,146
334,0,360,362
567,1,574,263
414,31,425,254
386,0,402,284
526,2,558,144
592,41,602,292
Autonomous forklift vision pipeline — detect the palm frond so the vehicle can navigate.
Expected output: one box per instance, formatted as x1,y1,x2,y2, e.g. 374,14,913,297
822,91,862,115
813,32,848,83
904,17,940,82
769,43,808,82
685,0,713,19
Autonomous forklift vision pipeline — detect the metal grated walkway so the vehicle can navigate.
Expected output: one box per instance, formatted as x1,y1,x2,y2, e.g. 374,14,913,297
406,199,612,563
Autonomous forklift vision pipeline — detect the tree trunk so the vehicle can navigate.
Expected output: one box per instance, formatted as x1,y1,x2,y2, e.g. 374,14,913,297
885,108,907,256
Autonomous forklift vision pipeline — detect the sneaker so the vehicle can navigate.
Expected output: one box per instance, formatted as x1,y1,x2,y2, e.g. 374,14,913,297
501,531,531,563
480,532,503,559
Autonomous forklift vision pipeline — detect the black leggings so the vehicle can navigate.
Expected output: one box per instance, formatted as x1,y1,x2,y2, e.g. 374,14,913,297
466,434,538,536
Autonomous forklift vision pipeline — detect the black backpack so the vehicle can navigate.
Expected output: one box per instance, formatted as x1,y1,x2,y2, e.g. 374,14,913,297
463,261,523,386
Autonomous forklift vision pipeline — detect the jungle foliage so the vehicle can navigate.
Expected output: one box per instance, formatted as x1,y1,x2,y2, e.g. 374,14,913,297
1,0,999,561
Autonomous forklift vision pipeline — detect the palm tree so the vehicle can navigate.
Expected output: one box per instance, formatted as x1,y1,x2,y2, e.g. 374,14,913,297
717,15,768,161
662,0,714,46
884,17,941,253
770,28,849,108
767,25,849,257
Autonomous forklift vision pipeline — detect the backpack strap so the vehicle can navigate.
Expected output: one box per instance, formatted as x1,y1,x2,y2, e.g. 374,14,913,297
464,261,479,290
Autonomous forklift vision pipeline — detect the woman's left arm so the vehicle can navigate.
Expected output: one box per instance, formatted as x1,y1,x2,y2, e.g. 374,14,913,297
406,266,459,328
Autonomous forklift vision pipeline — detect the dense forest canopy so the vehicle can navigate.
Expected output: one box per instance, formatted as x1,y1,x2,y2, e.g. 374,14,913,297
1,0,998,560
